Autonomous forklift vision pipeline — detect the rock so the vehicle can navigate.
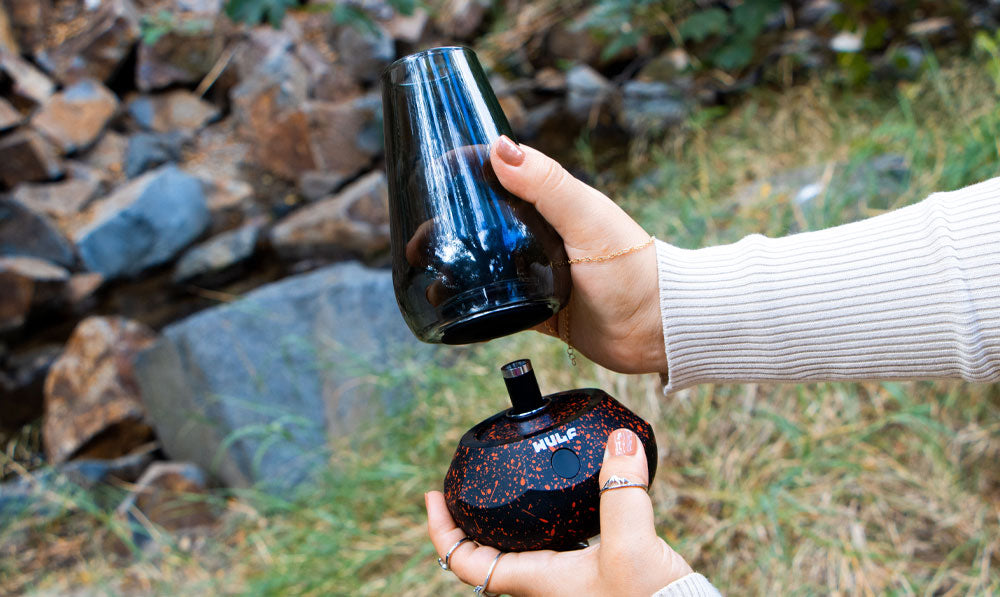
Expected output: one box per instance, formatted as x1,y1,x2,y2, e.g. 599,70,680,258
242,94,380,183
298,171,349,202
731,154,910,216
0,197,75,267
12,178,100,219
0,130,63,187
435,0,490,39
875,45,924,81
0,345,63,431
0,445,157,519
0,3,17,54
2,0,48,54
385,7,429,43
42,316,157,463
335,21,394,83
0,51,55,106
0,256,67,334
124,131,186,178
127,91,220,133
906,17,954,39
173,220,261,285
270,171,389,261
0,97,22,131
35,0,140,84
0,256,70,326
65,272,104,313
136,15,223,91
115,462,216,535
620,80,689,134
799,0,841,26
313,64,363,103
534,68,566,93
74,166,209,279
134,261,439,489
830,31,862,53
0,264,33,333
565,64,613,119
32,79,119,154
498,94,527,132
82,131,128,184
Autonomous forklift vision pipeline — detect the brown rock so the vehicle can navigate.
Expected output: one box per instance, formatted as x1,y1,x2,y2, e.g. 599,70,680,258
42,316,157,463
0,267,33,332
116,462,216,533
81,130,127,184
270,170,389,260
32,79,119,154
384,7,429,44
0,344,62,431
136,15,223,91
0,4,17,54
0,51,55,107
2,0,49,53
0,129,63,186
304,97,380,178
127,90,220,133
435,0,489,39
312,64,362,103
12,177,100,219
64,272,104,313
0,256,70,332
0,197,75,266
35,0,140,84
0,97,21,131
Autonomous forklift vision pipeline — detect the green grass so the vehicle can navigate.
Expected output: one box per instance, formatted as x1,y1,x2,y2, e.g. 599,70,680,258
7,53,1000,596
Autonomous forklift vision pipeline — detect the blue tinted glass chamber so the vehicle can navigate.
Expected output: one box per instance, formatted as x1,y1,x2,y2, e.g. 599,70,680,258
381,47,570,344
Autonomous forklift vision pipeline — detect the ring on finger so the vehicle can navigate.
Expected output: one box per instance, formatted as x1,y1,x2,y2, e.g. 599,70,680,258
473,551,504,596
599,474,649,496
438,537,473,571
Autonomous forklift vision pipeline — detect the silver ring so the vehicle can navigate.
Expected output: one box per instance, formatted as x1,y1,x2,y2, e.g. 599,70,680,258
438,537,473,571
473,551,504,596
599,474,649,496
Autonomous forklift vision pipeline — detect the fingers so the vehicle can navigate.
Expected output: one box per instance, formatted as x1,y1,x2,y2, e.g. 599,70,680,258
426,491,527,595
597,429,658,553
490,136,648,254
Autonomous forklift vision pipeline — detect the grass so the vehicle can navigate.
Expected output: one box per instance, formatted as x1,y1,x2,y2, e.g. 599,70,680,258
5,52,1000,596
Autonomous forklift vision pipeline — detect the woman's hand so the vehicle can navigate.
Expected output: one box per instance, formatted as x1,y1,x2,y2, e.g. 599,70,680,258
426,429,692,596
491,137,663,374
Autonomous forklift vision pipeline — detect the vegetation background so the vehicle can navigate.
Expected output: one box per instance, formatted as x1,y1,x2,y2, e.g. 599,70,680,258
3,0,999,595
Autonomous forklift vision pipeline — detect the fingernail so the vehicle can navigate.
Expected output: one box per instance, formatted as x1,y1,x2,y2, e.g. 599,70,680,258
611,429,638,457
496,135,525,166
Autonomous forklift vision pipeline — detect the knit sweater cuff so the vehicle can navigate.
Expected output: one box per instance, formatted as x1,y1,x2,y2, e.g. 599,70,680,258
650,573,723,597
656,176,1000,393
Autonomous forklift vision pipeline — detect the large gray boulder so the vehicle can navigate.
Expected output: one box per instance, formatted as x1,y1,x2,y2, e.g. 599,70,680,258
134,262,438,491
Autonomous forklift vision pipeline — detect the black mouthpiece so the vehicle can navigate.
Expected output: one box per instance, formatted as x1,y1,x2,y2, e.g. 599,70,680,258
501,359,546,416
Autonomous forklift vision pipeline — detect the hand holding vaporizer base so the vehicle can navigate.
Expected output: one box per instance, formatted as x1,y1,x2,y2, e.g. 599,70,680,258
424,137,710,597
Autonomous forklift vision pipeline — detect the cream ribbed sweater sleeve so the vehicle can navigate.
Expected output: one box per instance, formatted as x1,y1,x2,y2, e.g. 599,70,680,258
657,176,1000,393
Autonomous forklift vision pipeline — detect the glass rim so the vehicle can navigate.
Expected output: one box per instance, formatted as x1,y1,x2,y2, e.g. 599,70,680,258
381,45,475,82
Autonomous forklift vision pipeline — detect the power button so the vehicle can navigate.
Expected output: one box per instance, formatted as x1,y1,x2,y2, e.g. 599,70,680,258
550,448,580,479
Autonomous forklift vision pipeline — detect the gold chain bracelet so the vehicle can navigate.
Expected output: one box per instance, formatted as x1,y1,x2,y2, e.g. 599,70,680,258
554,235,655,267
545,235,656,365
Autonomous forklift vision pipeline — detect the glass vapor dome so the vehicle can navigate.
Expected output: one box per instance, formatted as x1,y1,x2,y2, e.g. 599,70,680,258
381,46,570,344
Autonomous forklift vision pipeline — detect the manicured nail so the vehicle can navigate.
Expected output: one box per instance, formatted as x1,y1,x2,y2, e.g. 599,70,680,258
496,135,525,166
611,429,637,457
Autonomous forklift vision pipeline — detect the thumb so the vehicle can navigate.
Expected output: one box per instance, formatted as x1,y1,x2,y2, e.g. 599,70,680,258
597,428,658,552
490,136,648,254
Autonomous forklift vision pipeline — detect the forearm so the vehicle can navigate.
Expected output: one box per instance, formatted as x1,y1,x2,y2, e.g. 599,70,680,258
656,176,1000,393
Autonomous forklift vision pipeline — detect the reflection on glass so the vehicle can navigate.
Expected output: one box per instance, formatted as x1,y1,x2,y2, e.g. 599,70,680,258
381,46,570,344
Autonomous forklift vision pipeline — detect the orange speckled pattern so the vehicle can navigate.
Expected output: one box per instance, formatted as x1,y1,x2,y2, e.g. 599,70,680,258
444,389,657,552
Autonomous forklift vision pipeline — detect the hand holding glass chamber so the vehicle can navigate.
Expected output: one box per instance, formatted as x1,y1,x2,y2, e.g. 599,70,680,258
381,47,570,344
